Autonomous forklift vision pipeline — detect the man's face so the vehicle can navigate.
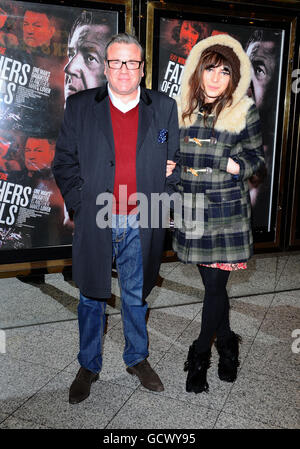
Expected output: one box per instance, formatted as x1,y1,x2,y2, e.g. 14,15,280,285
0,136,10,159
23,11,55,48
64,24,110,99
0,136,10,171
247,40,277,109
179,21,200,56
24,138,54,173
104,42,144,102
0,7,8,29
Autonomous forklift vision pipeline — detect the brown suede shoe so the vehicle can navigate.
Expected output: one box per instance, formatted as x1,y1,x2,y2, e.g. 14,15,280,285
69,367,99,404
126,359,164,392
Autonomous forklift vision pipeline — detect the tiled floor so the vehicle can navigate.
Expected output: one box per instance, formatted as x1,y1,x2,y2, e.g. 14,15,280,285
0,252,299,429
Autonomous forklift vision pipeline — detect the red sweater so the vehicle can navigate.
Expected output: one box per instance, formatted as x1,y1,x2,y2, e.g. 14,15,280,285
110,100,139,214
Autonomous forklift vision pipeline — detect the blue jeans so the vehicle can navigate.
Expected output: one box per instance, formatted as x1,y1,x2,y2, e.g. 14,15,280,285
77,214,148,373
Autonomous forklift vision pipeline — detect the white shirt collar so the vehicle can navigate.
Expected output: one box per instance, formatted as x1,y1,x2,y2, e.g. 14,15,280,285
108,84,140,113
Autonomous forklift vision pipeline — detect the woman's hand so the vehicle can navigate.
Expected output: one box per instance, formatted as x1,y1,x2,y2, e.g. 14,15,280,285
226,157,240,175
166,160,176,177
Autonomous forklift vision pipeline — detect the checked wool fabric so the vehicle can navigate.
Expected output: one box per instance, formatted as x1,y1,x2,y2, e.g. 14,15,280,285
173,104,264,265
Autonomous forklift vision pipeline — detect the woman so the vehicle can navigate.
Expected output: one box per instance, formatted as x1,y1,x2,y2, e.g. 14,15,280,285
173,34,265,393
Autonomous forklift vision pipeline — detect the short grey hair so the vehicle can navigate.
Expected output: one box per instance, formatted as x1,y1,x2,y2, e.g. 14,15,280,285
105,32,144,60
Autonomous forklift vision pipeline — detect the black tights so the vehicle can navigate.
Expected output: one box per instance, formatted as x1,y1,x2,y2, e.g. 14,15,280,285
196,265,232,352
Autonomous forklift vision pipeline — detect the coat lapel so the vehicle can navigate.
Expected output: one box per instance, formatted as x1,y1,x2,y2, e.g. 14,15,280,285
137,88,153,153
93,87,114,156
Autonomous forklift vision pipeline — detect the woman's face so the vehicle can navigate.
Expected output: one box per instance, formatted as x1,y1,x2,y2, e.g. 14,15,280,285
201,65,230,102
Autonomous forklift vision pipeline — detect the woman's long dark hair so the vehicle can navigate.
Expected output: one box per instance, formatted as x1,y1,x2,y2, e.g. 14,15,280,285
182,49,236,126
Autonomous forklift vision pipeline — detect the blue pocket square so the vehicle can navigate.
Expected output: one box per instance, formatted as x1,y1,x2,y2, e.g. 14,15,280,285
157,128,168,143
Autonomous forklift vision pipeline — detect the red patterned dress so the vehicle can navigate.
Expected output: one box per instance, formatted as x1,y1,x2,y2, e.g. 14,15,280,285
199,262,247,271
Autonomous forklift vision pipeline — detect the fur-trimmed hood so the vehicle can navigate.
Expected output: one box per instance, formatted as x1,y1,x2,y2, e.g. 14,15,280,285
177,34,254,133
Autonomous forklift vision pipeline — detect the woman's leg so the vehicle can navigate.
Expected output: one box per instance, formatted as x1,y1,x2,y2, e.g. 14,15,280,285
184,265,232,393
196,265,231,352
195,266,241,382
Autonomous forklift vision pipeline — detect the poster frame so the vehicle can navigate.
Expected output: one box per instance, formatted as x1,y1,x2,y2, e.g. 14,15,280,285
289,114,300,248
0,0,131,272
146,0,297,251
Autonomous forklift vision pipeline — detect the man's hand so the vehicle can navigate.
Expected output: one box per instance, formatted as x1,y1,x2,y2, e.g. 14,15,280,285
166,160,176,177
63,207,75,231
226,157,240,175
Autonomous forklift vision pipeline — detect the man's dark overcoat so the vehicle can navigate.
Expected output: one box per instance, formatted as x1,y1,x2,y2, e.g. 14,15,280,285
53,86,179,299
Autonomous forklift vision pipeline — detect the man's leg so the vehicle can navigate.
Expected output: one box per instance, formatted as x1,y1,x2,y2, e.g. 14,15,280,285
77,293,107,373
112,214,148,365
69,293,106,404
112,214,164,391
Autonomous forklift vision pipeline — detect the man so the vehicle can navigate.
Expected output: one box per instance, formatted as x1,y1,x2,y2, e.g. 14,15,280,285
0,135,10,172
4,6,60,136
0,133,21,173
14,134,67,283
61,10,115,264
0,2,18,48
53,33,179,404
64,11,114,100
24,136,55,176
23,7,55,50
246,30,280,111
246,30,281,227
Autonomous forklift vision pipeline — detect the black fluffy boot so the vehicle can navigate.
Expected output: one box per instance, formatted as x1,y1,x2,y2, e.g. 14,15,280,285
215,332,242,382
184,341,211,393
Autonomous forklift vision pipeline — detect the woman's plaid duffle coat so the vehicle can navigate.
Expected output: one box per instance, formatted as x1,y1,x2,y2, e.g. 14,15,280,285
173,34,265,264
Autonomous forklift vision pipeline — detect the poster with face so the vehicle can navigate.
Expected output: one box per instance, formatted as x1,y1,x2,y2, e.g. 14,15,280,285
157,17,284,232
0,0,118,252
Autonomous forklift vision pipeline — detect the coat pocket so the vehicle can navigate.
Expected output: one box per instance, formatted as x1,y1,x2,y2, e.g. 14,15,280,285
206,186,242,229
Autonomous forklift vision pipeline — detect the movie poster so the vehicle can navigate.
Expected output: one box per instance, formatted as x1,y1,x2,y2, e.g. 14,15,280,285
0,0,118,251
158,18,284,231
